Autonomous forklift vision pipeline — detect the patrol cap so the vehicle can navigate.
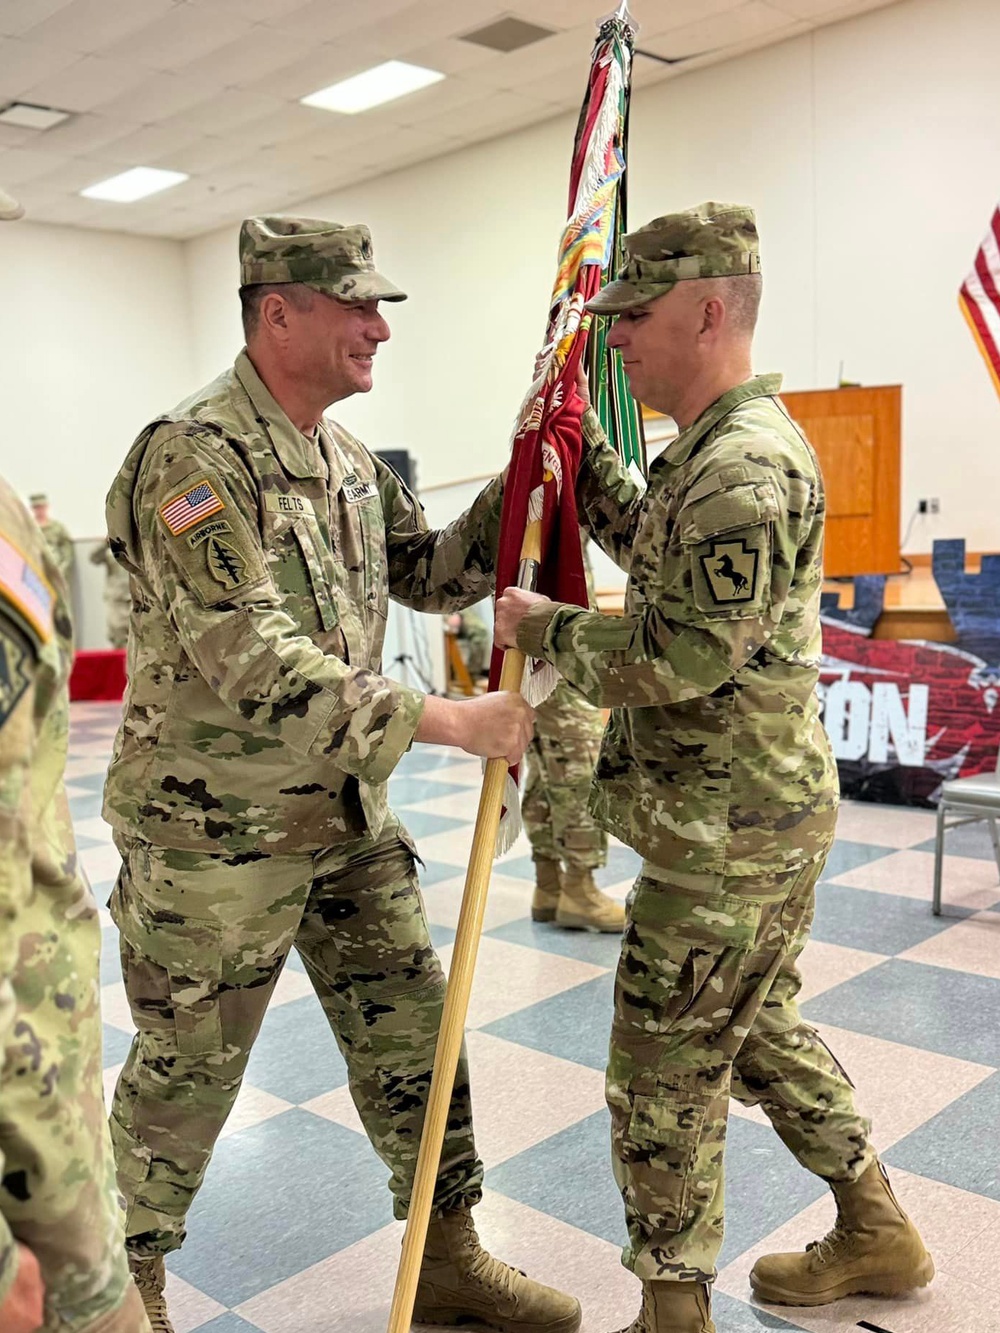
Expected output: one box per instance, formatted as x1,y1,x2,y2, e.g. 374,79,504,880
587,201,760,314
239,215,407,302
29,493,48,505
0,185,24,221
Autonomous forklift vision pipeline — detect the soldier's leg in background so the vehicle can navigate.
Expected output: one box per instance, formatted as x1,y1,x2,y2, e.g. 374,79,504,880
109,840,312,1255
607,865,807,1284
521,730,562,921
294,818,482,1216
730,858,874,1181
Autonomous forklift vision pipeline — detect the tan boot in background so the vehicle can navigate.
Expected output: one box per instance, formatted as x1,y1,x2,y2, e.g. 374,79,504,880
612,1280,715,1333
749,1160,934,1306
414,1208,581,1333
531,859,562,922
555,868,625,933
128,1254,174,1333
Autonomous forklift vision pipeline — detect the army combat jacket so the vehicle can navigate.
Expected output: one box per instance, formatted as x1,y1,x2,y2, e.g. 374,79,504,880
104,350,502,855
516,374,839,877
0,478,135,1320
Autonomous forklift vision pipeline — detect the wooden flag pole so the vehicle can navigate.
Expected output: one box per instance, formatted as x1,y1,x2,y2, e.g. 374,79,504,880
386,521,541,1333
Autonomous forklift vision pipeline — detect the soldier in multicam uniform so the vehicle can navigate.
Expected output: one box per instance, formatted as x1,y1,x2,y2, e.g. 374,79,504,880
103,215,579,1333
29,496,75,592
496,203,933,1333
523,538,623,932
89,540,131,648
0,185,149,1333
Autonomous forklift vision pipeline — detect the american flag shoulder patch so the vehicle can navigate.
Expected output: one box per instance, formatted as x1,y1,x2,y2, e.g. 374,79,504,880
159,479,226,536
0,532,55,643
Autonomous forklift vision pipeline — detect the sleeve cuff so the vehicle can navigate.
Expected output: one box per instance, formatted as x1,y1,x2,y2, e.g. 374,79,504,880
515,602,561,658
355,685,426,785
582,406,608,450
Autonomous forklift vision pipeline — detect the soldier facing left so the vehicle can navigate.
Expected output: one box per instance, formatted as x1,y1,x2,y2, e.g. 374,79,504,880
0,192,151,1333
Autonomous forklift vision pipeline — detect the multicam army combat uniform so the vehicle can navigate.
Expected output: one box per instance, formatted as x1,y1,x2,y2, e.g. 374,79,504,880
38,519,75,590
103,349,503,1254
522,542,607,872
515,379,874,1283
0,476,148,1332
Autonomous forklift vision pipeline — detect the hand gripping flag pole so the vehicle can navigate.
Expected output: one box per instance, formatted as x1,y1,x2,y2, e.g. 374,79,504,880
387,11,641,1330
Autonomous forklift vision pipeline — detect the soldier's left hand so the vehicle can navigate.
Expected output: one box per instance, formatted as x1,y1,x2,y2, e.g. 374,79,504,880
494,587,551,649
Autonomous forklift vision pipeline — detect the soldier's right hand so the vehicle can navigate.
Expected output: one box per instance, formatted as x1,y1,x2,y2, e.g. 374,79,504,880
0,1244,45,1333
456,692,536,766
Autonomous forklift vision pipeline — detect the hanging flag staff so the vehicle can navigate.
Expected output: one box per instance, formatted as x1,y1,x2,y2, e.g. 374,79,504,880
386,11,642,1330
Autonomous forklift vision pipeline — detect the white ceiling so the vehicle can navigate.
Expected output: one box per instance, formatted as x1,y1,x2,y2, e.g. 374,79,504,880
0,0,900,240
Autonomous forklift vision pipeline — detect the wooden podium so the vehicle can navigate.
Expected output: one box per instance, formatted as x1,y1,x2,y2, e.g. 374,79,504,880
779,385,901,578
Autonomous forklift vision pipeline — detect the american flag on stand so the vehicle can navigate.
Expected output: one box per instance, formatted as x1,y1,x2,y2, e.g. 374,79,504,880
959,204,1000,399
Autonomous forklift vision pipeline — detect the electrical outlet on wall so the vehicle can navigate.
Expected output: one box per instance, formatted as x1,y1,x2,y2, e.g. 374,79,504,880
918,498,941,515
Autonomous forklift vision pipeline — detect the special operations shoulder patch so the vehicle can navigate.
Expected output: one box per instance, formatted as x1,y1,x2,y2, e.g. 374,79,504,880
0,623,33,728
206,535,248,590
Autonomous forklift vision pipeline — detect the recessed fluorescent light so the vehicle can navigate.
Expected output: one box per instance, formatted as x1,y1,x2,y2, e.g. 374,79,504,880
301,60,444,114
0,101,72,130
80,166,189,203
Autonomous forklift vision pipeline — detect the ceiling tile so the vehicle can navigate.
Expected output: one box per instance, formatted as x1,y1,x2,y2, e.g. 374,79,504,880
259,0,419,43
19,54,151,111
170,88,287,136
180,24,317,89
0,0,76,38
96,120,205,167
0,145,71,185
101,4,259,71
25,0,179,55
166,132,257,175
96,70,222,124
464,24,598,91
641,1,803,60
35,111,144,155
0,35,80,95
194,0,323,23
230,41,389,102
411,87,557,142
0,122,34,149
636,0,747,38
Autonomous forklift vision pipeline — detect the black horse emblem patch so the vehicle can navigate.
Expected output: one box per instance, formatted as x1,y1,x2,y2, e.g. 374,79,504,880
699,538,760,605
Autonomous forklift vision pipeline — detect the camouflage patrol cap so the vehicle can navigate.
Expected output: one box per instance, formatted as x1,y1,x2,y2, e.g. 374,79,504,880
239,215,406,302
0,186,24,221
586,201,760,314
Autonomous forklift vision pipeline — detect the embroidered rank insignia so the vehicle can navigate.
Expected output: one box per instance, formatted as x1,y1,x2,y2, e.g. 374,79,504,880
160,480,225,536
0,624,32,727
206,536,247,590
699,538,760,605
0,533,54,642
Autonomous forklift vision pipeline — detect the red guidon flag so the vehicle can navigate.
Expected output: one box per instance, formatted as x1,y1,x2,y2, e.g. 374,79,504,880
960,204,1000,399
488,7,637,851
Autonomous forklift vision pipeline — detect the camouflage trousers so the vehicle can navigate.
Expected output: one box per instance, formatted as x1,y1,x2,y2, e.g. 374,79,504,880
107,817,482,1256
607,856,874,1283
522,678,608,870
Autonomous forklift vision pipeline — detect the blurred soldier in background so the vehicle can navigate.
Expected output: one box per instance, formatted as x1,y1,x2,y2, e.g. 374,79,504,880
89,539,130,648
0,187,149,1333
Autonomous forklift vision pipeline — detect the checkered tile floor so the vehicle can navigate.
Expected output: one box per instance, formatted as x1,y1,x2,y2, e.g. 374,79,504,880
68,702,1000,1333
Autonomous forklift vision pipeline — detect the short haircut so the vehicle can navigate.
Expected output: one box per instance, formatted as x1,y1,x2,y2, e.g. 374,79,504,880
239,282,316,340
711,272,763,338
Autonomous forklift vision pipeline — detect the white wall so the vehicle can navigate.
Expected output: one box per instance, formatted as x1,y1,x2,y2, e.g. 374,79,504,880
0,220,194,538
183,0,1000,555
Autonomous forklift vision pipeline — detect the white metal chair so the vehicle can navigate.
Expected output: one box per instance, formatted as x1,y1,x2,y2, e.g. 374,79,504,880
933,749,1000,914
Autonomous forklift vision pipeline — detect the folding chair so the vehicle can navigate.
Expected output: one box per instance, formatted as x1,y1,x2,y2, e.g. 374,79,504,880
932,749,1000,914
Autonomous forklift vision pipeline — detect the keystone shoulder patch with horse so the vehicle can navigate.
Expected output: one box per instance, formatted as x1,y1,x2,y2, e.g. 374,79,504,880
697,537,762,607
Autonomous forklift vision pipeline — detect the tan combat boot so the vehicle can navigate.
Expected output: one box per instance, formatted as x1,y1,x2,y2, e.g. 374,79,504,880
555,868,625,933
414,1208,581,1333
531,859,562,922
749,1161,934,1306
128,1254,174,1333
613,1281,715,1333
